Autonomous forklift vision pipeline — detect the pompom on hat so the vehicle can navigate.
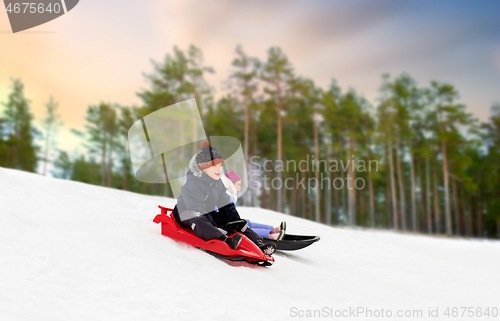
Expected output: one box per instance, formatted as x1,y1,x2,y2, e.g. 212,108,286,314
224,170,241,185
196,140,224,170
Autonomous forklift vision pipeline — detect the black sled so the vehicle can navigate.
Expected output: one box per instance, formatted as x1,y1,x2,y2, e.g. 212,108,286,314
263,234,320,251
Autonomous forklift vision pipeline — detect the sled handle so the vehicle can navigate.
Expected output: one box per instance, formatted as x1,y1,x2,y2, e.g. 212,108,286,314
158,205,173,215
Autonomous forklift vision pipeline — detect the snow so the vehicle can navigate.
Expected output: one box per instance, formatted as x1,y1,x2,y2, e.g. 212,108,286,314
1,167,499,321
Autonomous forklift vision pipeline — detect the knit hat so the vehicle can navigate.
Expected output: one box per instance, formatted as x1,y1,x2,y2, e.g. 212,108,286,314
196,140,224,170
225,170,241,184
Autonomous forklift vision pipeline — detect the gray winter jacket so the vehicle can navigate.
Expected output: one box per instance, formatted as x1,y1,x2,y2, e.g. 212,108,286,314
174,155,233,223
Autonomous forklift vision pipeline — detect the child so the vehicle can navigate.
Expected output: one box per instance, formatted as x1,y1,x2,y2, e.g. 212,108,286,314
172,141,277,255
221,170,286,241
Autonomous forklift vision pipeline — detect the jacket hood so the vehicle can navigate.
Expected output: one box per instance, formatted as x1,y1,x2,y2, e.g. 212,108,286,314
188,154,203,178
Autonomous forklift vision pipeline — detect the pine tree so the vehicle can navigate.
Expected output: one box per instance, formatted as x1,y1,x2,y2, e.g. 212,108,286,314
392,74,422,231
321,80,343,225
204,94,244,140
481,103,500,238
117,106,135,191
0,117,7,166
52,150,72,179
377,74,398,229
361,110,377,228
261,47,294,213
41,96,62,175
0,79,38,172
230,45,260,206
338,90,364,226
79,103,117,186
429,81,474,235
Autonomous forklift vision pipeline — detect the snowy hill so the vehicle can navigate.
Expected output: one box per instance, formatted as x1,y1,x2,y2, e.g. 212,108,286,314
1,167,499,321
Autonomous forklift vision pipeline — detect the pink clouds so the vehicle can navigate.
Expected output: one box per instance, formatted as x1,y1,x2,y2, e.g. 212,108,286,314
0,0,499,143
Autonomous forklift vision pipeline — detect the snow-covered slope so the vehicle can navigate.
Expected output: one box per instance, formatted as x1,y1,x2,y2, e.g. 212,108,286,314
1,167,499,321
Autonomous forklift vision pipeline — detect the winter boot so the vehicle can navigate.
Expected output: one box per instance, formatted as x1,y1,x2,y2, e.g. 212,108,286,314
223,234,243,250
256,239,277,255
276,229,285,241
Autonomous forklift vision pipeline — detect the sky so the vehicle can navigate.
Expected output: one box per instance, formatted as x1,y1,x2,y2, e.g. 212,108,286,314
1,0,500,161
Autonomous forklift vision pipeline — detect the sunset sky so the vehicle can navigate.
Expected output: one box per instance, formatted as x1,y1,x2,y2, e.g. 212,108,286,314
1,0,500,156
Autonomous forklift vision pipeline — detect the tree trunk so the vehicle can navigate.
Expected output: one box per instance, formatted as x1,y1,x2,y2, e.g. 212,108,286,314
368,168,375,228
477,201,484,238
13,128,19,168
340,162,345,220
385,169,392,228
107,131,114,188
441,139,452,235
107,150,113,187
333,163,340,225
426,155,432,233
325,145,332,225
101,140,107,186
387,129,398,229
460,186,469,236
348,136,356,226
282,180,288,214
408,143,417,232
276,81,282,213
359,188,366,226
433,164,440,234
301,170,306,218
468,196,474,237
395,135,406,230
451,177,460,236
6,146,11,168
366,141,375,228
332,141,340,225
314,115,320,222
295,178,300,217
325,175,331,225
122,161,127,190
252,111,258,207
338,135,346,222
243,92,249,207
438,112,452,235
416,156,424,232
90,158,94,185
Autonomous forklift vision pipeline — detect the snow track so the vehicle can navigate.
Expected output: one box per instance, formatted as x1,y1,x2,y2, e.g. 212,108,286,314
1,167,499,320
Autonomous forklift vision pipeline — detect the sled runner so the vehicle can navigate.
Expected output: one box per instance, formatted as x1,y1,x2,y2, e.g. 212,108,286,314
154,206,274,266
263,234,320,251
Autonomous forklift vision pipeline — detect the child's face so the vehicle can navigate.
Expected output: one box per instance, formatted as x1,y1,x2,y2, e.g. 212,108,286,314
234,180,241,192
203,164,223,180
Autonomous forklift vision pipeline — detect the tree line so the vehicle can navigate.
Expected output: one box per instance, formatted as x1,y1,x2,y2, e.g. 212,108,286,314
1,44,499,239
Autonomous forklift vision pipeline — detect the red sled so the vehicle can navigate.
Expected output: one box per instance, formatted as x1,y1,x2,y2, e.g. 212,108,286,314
153,206,274,266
